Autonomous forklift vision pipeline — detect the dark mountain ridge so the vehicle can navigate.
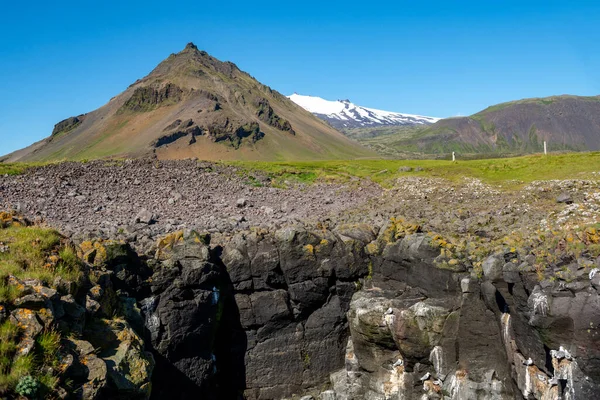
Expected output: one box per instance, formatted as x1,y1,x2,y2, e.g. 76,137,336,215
412,95,600,154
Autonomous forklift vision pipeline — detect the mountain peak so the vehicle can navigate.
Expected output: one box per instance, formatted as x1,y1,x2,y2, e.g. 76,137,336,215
4,47,373,162
150,44,238,79
179,42,208,58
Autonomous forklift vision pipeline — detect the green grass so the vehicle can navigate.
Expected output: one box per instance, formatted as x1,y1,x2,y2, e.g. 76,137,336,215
476,95,600,117
0,320,33,393
0,163,35,176
0,220,82,299
344,125,425,140
0,324,62,395
231,151,600,189
36,331,61,366
0,217,81,396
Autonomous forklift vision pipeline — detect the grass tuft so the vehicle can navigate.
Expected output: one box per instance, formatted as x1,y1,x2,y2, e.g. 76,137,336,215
36,331,61,366
0,224,82,286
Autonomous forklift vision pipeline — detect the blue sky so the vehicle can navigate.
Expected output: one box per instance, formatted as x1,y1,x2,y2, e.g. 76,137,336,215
1,0,599,155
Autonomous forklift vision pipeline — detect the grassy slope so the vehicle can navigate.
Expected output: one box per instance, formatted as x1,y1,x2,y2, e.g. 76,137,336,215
343,125,503,159
353,95,600,158
475,95,600,115
231,152,600,189
408,95,600,156
351,125,429,158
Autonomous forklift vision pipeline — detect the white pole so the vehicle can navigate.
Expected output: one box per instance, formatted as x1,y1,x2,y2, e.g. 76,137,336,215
544,141,547,155
452,151,456,162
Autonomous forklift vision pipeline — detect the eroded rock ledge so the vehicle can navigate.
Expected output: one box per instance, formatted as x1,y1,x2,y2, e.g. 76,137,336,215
1,211,599,400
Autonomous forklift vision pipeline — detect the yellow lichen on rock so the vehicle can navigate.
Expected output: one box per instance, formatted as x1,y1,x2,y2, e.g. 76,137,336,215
365,241,379,255
381,217,422,243
155,230,184,260
584,226,600,244
304,244,315,255
78,240,108,265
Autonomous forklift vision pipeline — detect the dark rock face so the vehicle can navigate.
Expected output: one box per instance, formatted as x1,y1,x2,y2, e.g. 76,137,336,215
29,213,590,400
255,98,295,135
8,207,598,399
121,83,184,112
51,115,85,136
146,235,236,399
130,223,600,399
153,124,202,147
227,227,371,399
207,119,264,148
97,225,372,399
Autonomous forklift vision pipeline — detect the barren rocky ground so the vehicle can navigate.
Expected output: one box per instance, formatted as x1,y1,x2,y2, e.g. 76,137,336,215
0,160,381,243
2,159,600,253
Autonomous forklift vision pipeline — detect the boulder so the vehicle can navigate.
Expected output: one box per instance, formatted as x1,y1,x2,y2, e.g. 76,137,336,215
236,198,247,208
10,308,43,356
482,254,504,282
84,318,154,399
14,294,47,310
556,192,573,204
81,354,108,400
320,390,336,400
61,294,86,318
135,208,154,224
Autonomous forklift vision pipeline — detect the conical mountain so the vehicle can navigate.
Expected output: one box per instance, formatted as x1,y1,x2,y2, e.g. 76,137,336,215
5,43,374,162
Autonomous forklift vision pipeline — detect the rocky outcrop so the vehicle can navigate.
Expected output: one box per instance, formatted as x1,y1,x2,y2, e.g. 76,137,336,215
154,117,264,149
153,119,202,147
323,230,600,400
121,83,184,113
210,121,263,148
0,214,155,399
51,115,85,136
3,203,600,399
255,98,295,135
122,220,600,399
126,224,374,399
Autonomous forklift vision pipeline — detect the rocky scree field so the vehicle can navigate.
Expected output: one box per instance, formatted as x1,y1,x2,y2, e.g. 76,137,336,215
0,154,600,399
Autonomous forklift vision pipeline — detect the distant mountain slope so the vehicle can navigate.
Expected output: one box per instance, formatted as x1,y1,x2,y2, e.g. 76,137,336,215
406,95,600,154
288,94,439,130
3,44,374,162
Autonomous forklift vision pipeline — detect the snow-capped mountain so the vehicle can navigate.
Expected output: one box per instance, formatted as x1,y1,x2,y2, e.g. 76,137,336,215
288,93,440,130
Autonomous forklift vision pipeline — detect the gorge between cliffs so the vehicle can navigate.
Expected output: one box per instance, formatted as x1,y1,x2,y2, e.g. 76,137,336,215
1,160,599,400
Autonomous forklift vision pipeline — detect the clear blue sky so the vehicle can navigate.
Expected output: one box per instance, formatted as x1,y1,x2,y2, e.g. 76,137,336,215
1,0,599,155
